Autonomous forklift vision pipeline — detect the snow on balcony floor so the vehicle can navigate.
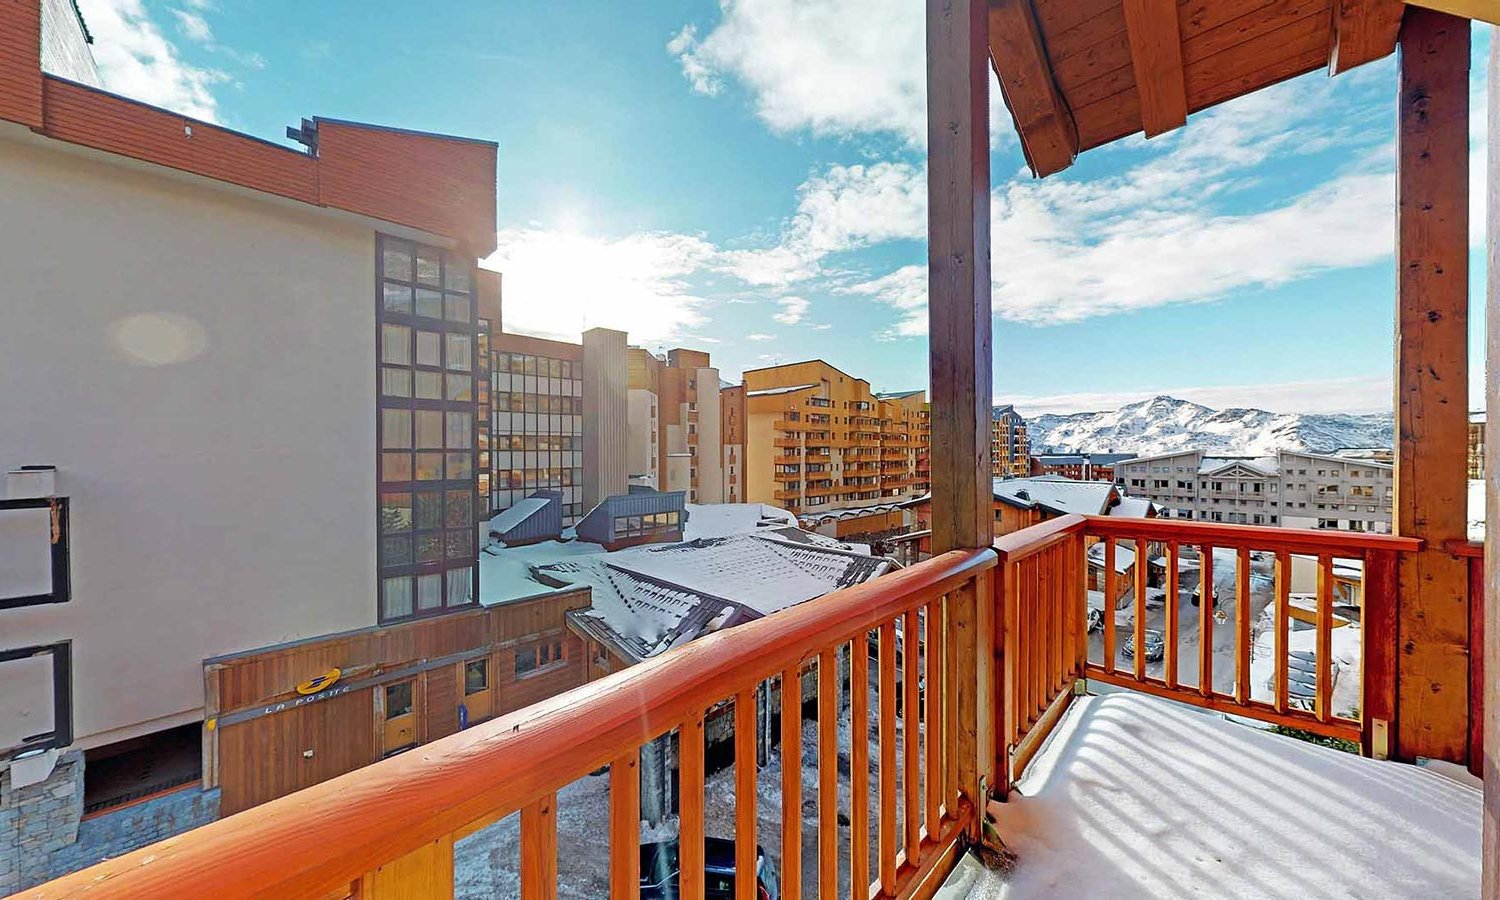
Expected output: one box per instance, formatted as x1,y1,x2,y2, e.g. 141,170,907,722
971,693,1480,899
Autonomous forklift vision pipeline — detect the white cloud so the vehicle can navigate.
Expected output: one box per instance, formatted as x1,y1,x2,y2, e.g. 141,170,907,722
481,229,717,344
1008,376,1394,417
746,333,776,341
171,8,212,44
839,265,927,337
670,0,926,143
772,296,809,325
78,0,226,121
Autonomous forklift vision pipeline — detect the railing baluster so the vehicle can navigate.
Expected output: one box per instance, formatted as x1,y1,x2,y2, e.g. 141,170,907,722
1063,538,1078,679
1199,543,1214,698
1165,541,1179,689
782,666,802,900
610,751,640,900
1236,547,1251,704
1274,551,1290,715
521,794,557,900
1316,554,1333,723
951,587,966,808
1103,538,1117,674
818,649,838,898
923,602,944,833
1133,538,1148,681
734,693,757,900
1030,559,1043,726
901,610,921,863
850,635,870,900
1002,561,1019,771
1051,544,1064,693
361,835,453,898
878,621,898,893
681,717,706,900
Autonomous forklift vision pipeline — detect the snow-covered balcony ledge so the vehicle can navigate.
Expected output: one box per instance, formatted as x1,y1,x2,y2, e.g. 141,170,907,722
964,693,1480,898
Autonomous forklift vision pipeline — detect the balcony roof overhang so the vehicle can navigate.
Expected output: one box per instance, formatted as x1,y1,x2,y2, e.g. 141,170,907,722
984,0,1494,178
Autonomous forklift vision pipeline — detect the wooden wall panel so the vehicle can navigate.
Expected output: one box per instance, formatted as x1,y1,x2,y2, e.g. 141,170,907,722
425,665,460,743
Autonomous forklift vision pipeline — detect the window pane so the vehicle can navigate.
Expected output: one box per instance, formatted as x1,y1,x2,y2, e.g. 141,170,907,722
417,573,443,609
446,490,473,528
447,566,474,605
415,452,444,480
416,288,444,319
381,367,412,397
445,529,471,560
381,576,413,620
416,410,444,448
446,373,472,402
385,681,414,716
382,242,413,281
381,324,411,365
382,410,411,449
380,534,412,566
415,371,443,400
383,282,413,315
446,412,473,449
379,492,412,532
416,249,441,285
414,491,442,530
446,452,473,480
464,659,487,694
416,331,441,367
446,334,472,372
416,532,443,563
381,451,412,482
445,262,471,293
445,294,471,322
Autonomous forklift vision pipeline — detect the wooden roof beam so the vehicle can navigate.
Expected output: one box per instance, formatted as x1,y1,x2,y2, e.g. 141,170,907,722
1405,0,1500,25
1121,0,1188,137
987,0,1079,177
1330,0,1406,75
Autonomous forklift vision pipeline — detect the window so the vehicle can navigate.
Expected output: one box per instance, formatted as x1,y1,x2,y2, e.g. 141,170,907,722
377,236,478,624
464,659,489,695
385,681,414,717
0,497,71,610
515,639,564,676
0,642,71,758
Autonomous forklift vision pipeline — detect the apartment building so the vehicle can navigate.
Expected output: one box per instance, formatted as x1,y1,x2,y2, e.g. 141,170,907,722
739,362,928,525
1470,411,1485,480
721,385,746,503
1115,449,1394,532
992,404,1030,477
484,323,629,527
625,348,723,503
1031,452,1137,482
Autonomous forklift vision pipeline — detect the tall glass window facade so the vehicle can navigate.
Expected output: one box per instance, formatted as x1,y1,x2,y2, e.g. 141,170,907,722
491,351,585,522
377,236,479,623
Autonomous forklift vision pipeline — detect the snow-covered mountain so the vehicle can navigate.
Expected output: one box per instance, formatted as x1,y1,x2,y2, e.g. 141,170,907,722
1024,396,1393,456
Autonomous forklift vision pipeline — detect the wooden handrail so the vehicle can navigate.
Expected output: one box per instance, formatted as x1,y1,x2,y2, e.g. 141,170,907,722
993,513,1086,562
28,548,997,900
1443,537,1484,558
1082,516,1423,554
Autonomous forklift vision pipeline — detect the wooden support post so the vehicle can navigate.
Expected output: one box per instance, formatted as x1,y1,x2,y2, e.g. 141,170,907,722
1483,28,1499,900
1395,7,1472,763
927,0,995,827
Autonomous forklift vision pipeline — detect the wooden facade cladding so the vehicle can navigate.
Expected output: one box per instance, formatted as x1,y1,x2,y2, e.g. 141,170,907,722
205,590,591,815
0,0,43,128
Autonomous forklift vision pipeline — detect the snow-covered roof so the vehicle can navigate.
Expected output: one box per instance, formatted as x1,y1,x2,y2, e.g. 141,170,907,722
1109,496,1154,518
1086,541,1136,573
1470,479,1485,542
488,497,551,535
551,534,893,662
993,476,1117,515
797,501,906,522
682,502,798,540
745,383,818,397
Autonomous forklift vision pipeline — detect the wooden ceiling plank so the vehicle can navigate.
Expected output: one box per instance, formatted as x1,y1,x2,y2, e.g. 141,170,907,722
1330,0,1406,74
1182,0,1331,65
1122,0,1189,136
1404,0,1500,25
988,0,1081,176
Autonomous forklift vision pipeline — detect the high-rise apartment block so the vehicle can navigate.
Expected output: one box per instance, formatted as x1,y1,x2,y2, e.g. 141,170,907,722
992,405,1030,477
737,361,928,518
625,348,723,503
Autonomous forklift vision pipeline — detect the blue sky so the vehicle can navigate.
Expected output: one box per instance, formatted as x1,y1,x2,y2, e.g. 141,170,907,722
75,1,1491,415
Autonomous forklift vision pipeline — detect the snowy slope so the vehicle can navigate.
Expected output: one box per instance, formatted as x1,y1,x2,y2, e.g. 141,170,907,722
1025,395,1392,456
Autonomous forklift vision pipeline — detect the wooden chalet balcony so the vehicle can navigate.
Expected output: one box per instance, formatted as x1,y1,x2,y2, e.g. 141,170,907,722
31,517,1467,900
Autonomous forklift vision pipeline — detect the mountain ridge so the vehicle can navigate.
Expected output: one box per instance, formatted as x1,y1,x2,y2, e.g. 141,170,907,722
1021,395,1393,457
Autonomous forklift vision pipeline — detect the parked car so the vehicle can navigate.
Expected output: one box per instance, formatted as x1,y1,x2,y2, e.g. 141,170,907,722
1087,607,1104,634
1122,629,1165,662
640,837,778,900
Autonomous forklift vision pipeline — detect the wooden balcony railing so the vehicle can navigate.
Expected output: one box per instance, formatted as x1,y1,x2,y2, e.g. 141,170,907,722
29,549,997,900
991,515,1421,793
1448,537,1485,777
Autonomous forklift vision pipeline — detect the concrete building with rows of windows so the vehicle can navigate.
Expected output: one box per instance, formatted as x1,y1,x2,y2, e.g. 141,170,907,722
1115,449,1394,532
625,348,723,504
991,404,1030,477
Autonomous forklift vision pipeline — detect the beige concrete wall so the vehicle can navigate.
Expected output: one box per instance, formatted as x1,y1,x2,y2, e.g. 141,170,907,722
694,367,723,503
582,327,628,508
0,134,382,749
626,389,658,484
